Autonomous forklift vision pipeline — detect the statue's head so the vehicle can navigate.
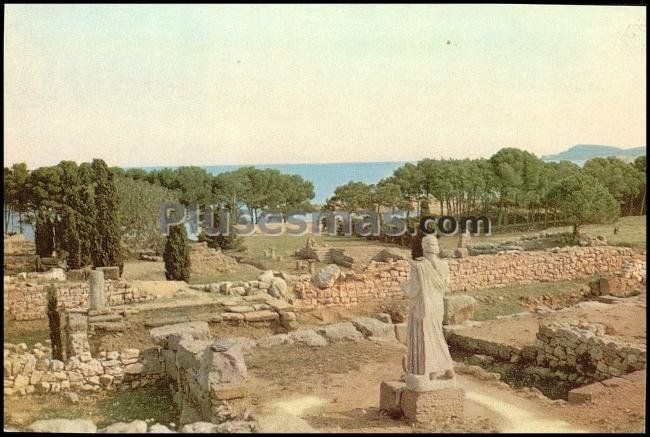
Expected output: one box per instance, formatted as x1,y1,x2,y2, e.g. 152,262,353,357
422,234,440,255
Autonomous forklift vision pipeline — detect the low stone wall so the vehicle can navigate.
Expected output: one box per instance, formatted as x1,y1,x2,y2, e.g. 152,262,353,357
447,321,646,385
3,343,164,397
527,321,646,381
291,246,639,310
448,246,638,292
3,277,151,321
291,260,409,310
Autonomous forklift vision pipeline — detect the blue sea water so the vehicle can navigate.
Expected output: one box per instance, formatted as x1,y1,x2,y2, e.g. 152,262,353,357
6,161,411,240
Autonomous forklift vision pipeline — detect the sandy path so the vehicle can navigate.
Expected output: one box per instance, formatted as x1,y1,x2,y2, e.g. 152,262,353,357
462,382,587,433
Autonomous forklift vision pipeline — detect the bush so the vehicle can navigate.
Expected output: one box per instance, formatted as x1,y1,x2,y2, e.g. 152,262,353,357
197,227,242,252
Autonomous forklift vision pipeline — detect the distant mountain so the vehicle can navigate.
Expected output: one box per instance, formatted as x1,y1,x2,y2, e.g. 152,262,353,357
542,145,646,164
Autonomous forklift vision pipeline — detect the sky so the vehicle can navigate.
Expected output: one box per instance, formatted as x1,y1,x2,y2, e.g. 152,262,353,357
4,4,647,168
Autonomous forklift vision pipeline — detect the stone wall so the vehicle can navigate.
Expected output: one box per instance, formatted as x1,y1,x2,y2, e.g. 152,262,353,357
526,321,646,381
292,260,409,310
446,321,646,385
448,246,639,292
591,258,647,297
3,277,151,321
290,246,640,310
3,342,164,397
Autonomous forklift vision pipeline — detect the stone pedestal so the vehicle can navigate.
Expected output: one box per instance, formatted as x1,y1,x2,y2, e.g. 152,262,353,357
400,385,464,424
65,311,90,358
88,270,106,312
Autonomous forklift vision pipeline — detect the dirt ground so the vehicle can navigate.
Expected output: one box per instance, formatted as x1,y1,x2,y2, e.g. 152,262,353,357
244,340,645,433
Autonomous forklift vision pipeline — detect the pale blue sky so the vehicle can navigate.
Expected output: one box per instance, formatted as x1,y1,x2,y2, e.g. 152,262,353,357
4,4,646,168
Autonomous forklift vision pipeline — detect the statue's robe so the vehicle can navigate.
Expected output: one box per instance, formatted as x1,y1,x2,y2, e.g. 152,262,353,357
401,254,454,377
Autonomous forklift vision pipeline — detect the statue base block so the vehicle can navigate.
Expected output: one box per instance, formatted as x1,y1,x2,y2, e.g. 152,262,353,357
400,386,464,424
379,380,406,416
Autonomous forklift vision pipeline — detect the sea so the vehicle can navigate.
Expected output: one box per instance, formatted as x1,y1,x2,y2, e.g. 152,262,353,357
5,161,412,240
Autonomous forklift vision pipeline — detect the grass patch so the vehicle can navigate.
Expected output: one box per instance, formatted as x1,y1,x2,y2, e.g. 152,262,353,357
473,301,526,321
540,215,646,249
3,319,50,347
3,384,178,429
470,279,592,321
98,383,178,427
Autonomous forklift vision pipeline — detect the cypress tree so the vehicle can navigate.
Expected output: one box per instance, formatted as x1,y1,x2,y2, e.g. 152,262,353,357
59,207,82,269
77,186,96,267
92,159,123,274
46,286,63,361
164,224,191,281
34,213,55,258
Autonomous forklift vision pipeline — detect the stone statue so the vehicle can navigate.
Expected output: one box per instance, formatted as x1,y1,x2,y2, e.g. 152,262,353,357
400,234,456,391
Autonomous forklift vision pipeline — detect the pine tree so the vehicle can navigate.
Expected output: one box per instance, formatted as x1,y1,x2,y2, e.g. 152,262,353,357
164,224,191,281
92,159,123,274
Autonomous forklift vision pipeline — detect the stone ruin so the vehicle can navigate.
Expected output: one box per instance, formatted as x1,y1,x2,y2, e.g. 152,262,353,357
527,321,646,381
189,242,238,276
5,319,256,431
148,322,251,425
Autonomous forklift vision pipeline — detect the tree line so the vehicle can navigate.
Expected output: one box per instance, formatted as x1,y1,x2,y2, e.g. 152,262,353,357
113,165,315,221
326,148,646,233
4,159,122,271
4,148,645,264
4,162,316,260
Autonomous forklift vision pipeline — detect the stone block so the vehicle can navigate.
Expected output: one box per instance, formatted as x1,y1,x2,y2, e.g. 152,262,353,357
149,322,210,349
91,322,125,332
225,305,255,313
568,382,607,404
288,329,327,347
400,386,464,424
318,322,364,342
266,298,293,312
222,312,245,322
244,310,279,322
351,317,395,339
66,312,88,332
379,380,405,415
